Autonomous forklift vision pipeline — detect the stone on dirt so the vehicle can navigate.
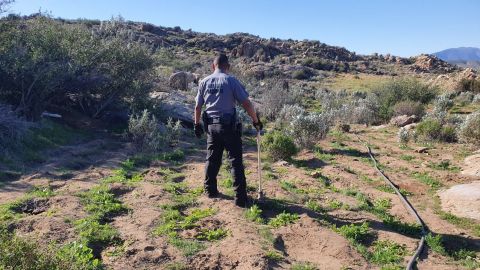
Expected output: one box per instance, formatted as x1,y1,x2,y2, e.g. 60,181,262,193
438,181,480,221
390,115,417,127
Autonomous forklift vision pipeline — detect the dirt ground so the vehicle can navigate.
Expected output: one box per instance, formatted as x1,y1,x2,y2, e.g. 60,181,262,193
1,125,479,270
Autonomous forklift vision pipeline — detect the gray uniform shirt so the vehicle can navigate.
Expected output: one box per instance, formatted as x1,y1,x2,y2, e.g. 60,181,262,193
195,70,249,118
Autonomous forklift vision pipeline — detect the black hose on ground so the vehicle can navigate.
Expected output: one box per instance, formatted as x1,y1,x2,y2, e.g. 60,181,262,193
358,137,428,270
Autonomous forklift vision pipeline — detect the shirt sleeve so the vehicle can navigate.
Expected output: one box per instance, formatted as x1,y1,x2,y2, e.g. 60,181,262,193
195,81,205,107
231,77,249,104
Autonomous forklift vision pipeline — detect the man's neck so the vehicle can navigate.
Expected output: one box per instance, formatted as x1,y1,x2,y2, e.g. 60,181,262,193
214,68,226,74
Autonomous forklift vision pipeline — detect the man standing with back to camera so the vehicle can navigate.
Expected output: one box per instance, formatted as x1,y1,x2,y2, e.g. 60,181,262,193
193,53,263,208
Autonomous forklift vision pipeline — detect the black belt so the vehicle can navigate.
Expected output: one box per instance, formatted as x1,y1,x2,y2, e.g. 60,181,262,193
205,116,234,125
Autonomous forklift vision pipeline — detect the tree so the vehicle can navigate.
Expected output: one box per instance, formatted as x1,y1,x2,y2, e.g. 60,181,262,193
0,0,14,14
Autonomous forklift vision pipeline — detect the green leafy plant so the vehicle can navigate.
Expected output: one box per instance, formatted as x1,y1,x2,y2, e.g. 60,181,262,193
268,212,299,228
245,204,264,223
196,228,228,241
333,222,370,242
261,131,298,161
370,240,407,265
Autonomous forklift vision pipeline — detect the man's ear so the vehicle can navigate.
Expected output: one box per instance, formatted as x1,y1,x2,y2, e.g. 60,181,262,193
211,63,215,71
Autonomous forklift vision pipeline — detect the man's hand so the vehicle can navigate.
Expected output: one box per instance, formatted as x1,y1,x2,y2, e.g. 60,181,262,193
194,123,204,138
253,120,263,131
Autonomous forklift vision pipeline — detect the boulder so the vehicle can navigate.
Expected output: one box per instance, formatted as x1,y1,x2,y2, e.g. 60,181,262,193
390,115,417,127
438,181,480,221
152,91,194,125
169,71,198,90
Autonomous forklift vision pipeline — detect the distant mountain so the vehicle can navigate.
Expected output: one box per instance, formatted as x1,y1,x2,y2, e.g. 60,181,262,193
433,47,480,69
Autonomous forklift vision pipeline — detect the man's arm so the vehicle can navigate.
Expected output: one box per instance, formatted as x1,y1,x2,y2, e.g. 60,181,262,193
194,105,202,125
241,98,259,124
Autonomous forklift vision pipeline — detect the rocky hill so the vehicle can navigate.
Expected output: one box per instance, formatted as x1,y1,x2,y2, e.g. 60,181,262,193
69,17,473,83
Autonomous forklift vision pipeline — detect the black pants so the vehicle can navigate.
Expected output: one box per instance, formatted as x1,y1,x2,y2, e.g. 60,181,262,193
205,123,247,203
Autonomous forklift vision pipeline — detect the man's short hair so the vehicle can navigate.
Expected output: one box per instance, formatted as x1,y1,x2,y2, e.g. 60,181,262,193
214,53,229,67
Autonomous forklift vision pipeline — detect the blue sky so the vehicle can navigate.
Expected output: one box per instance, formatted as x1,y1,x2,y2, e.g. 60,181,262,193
7,0,480,57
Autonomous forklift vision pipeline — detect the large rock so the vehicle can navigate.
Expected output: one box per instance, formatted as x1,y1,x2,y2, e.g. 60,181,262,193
169,72,199,90
152,91,194,126
390,115,417,127
438,181,480,221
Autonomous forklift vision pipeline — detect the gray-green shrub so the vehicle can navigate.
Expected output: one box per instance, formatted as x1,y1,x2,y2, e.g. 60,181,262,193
289,112,332,149
128,109,164,152
460,110,480,144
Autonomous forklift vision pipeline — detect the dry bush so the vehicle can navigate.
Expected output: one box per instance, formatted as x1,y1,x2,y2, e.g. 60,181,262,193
278,104,305,123
289,112,333,149
460,110,480,144
393,101,425,117
260,82,298,120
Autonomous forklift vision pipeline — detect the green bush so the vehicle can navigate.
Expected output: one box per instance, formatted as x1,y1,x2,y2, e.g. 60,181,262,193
261,131,298,161
373,78,437,121
0,228,101,270
292,69,312,80
460,110,480,144
0,16,153,120
416,118,457,142
128,109,164,152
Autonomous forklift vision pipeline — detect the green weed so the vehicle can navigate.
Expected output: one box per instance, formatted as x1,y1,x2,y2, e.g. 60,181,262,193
370,240,406,265
305,200,323,212
291,262,318,270
196,228,228,241
399,155,415,161
412,172,442,190
78,185,127,220
268,212,299,228
333,222,370,243
327,199,343,210
245,205,264,223
427,160,460,172
264,250,283,262
425,233,446,255
168,237,205,257
74,217,120,247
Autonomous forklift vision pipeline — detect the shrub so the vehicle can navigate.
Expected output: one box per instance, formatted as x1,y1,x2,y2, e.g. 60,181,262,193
128,109,164,152
397,127,410,145
0,104,31,154
261,131,298,161
289,112,332,149
393,100,425,117
460,110,480,144
292,69,311,80
350,94,380,125
260,83,295,121
277,104,305,123
473,94,480,103
373,78,437,121
416,118,457,142
0,16,154,120
455,92,474,105
459,78,480,93
165,117,182,146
